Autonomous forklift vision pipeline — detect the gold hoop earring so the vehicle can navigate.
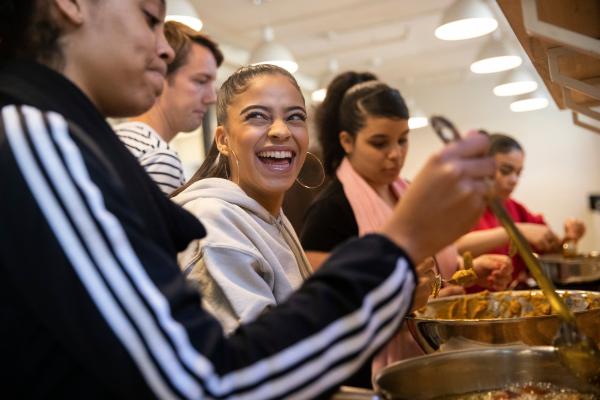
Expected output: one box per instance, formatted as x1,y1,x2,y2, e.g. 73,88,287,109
217,152,230,181
296,151,325,189
229,148,241,186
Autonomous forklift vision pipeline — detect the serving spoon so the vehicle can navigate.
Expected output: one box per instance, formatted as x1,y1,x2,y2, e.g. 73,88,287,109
430,115,600,385
430,252,478,298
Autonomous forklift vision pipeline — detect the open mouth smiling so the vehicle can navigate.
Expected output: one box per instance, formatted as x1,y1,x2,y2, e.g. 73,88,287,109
256,150,296,172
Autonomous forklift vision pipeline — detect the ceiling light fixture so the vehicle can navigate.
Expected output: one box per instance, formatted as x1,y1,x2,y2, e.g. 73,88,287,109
407,100,429,129
510,90,549,112
311,88,327,103
493,68,538,96
311,59,339,103
470,39,522,74
166,0,203,31
408,116,429,130
435,0,498,41
249,26,298,73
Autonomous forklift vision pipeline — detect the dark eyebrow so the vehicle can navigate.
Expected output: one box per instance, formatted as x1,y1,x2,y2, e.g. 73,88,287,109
240,105,306,115
240,105,270,115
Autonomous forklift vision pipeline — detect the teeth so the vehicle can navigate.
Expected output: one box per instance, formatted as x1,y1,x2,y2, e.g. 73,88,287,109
257,150,293,159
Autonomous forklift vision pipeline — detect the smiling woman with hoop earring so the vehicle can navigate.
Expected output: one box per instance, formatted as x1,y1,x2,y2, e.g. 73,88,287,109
171,64,318,335
1,1,499,398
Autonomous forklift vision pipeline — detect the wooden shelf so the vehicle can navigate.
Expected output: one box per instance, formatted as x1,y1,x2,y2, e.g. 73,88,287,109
497,0,600,110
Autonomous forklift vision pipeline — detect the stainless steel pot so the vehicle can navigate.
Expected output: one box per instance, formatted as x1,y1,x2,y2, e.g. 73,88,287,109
539,253,600,284
331,346,600,399
407,290,600,353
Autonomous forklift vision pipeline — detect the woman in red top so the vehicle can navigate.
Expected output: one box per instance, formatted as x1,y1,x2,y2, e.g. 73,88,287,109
456,134,586,288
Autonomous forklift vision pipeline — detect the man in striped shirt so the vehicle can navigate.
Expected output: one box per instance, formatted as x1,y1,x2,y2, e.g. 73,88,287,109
115,21,223,195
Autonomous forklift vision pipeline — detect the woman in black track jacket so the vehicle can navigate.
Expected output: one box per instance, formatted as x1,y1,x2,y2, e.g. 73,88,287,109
0,1,494,398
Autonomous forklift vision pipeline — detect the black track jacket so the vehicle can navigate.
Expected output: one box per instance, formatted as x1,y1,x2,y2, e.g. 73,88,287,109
0,61,417,399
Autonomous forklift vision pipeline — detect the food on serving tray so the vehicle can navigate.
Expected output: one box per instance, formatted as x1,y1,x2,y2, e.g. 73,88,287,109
418,291,600,320
434,382,596,399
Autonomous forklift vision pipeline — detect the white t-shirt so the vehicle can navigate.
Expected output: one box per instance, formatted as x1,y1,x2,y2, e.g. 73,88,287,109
114,121,185,195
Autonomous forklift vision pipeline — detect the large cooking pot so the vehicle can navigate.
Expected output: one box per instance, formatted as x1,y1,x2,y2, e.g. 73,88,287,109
539,253,600,285
406,290,600,353
331,346,600,399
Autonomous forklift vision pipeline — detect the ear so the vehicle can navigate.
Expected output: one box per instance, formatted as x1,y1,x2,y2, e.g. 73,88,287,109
339,131,354,155
215,126,229,156
53,0,85,25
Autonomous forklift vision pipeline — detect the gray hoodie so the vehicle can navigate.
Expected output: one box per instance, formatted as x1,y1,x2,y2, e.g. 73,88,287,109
174,178,312,334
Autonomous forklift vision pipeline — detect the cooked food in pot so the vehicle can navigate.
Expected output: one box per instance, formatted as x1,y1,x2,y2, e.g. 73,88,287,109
418,290,600,320
434,382,596,399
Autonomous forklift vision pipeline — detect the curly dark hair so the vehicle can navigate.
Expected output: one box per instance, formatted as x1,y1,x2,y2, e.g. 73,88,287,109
170,64,304,197
315,71,410,176
0,0,63,66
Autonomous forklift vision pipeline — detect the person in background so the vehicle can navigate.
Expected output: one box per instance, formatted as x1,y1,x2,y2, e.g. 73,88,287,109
456,133,585,289
114,21,223,195
301,72,512,290
0,0,496,398
300,72,513,379
171,64,315,334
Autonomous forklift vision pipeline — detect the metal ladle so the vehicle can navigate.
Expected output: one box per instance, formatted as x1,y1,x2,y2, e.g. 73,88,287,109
430,253,478,298
430,115,600,385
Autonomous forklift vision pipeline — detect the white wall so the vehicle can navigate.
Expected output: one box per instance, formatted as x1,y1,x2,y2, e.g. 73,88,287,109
401,75,600,253
170,127,205,180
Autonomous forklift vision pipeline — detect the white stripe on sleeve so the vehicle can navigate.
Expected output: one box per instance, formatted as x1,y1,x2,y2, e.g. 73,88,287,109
4,104,417,399
2,105,182,400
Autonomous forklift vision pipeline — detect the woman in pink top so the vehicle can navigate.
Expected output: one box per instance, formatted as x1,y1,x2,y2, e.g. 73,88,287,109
301,72,513,381
302,73,512,291
456,134,586,289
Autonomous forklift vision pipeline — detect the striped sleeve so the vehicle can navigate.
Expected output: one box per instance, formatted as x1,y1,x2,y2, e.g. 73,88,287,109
114,122,185,195
138,149,186,195
0,104,417,400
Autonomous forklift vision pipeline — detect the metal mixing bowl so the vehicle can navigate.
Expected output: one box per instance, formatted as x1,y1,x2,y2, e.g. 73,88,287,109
332,346,600,399
539,253,600,284
406,290,600,353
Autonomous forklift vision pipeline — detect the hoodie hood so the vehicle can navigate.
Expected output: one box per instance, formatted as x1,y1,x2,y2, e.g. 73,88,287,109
174,178,276,224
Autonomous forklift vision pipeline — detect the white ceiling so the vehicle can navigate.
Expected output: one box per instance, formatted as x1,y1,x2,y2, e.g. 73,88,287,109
191,0,529,91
